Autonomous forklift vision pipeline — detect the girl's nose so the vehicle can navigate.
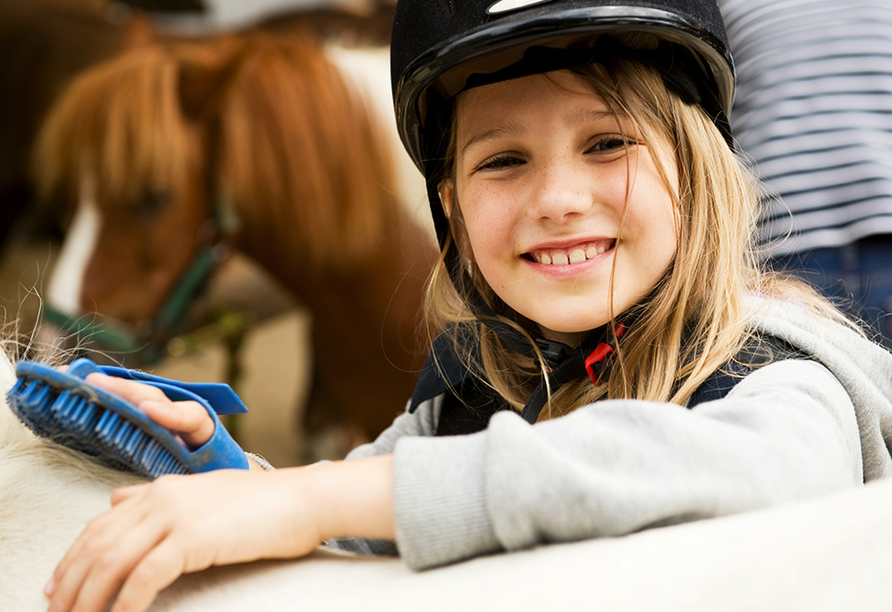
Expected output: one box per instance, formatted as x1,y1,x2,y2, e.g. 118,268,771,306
527,161,593,222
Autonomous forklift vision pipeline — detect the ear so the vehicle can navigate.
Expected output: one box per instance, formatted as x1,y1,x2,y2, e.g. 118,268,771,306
440,181,454,218
177,36,247,121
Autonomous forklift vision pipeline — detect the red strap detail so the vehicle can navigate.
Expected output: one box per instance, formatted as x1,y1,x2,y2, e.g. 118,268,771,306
585,343,614,386
584,322,626,385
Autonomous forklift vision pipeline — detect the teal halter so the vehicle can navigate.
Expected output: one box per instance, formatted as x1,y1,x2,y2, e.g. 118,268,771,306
42,243,223,365
42,102,246,365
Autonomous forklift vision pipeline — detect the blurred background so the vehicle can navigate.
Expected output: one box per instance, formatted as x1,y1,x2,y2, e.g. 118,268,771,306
0,0,423,468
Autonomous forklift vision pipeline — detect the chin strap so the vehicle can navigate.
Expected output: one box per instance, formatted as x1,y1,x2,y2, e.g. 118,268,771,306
520,322,627,424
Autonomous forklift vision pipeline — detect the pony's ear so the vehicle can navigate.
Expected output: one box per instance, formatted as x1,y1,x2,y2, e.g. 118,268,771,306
177,36,246,121
121,12,157,51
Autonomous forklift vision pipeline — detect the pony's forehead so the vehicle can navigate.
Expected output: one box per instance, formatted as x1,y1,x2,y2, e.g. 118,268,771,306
40,48,196,204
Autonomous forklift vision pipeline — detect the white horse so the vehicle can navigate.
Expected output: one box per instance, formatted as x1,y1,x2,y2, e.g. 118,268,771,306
2,342,892,611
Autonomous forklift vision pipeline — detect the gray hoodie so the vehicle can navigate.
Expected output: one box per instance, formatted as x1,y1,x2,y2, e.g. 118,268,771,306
337,296,892,570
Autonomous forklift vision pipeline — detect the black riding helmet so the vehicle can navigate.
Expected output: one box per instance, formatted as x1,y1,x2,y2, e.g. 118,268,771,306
391,0,734,249
390,0,737,398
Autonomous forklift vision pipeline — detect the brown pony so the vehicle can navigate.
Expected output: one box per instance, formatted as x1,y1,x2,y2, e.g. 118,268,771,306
33,31,436,457
0,0,395,252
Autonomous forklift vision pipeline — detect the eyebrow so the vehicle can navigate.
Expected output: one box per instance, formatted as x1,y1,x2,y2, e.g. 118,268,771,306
459,123,523,157
458,108,621,157
570,109,617,125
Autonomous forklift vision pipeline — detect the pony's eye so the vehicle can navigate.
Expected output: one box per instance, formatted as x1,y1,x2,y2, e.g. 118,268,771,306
131,189,172,217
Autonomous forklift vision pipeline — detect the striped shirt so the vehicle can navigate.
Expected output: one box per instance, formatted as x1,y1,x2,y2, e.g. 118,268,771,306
719,0,892,256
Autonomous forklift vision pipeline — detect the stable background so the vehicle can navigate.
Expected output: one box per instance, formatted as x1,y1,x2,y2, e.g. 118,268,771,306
0,0,393,468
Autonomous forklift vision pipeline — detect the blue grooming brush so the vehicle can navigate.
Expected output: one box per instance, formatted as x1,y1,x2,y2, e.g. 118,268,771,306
7,358,249,478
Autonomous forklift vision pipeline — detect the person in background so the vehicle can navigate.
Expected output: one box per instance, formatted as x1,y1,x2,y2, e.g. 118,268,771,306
720,0,892,345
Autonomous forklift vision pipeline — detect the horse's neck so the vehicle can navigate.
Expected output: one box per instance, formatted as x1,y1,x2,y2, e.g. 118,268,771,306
230,43,433,322
239,208,432,311
324,43,430,230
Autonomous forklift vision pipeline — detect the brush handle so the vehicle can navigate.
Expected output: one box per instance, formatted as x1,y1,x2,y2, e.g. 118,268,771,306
68,359,249,415
65,358,249,472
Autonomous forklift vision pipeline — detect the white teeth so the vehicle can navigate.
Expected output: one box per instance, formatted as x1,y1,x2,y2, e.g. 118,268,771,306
535,242,611,265
534,242,612,266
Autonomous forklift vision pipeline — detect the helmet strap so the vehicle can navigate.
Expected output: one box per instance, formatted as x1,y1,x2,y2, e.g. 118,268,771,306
520,321,627,424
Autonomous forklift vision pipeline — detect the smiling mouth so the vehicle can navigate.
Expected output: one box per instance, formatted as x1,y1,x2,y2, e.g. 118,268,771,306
525,240,615,265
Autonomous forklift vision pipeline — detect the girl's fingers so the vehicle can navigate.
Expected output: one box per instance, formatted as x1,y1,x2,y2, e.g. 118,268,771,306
46,469,324,612
50,495,141,586
111,482,151,506
138,400,214,449
85,373,215,448
111,538,188,612
84,373,168,406
47,495,151,609
58,520,168,612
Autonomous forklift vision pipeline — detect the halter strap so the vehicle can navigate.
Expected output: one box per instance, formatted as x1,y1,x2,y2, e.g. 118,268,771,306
42,242,226,365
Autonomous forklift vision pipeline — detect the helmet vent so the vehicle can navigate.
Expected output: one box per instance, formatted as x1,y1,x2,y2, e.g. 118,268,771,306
487,0,558,14
438,0,456,16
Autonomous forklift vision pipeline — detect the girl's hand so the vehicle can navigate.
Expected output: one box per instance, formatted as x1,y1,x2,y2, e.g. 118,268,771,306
43,456,394,612
45,455,393,612
44,469,317,612
85,372,215,449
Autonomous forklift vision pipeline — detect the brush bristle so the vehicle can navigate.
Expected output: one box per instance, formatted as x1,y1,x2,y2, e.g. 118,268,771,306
8,378,189,478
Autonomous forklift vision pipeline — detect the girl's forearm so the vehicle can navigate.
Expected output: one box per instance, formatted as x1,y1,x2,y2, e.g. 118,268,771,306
287,454,395,542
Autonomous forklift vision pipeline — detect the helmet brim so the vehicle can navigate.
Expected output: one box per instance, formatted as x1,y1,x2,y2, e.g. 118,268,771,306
394,5,734,172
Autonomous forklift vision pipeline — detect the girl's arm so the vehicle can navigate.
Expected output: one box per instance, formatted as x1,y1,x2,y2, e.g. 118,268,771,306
46,454,394,612
45,373,396,612
388,358,863,570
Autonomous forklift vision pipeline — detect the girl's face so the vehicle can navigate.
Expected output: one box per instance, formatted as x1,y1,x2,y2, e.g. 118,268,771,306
447,70,679,346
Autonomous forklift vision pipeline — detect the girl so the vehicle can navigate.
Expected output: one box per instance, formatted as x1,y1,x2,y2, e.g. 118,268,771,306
44,1,892,611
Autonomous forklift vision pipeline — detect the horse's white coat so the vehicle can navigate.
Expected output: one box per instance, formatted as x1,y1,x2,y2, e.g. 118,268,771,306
0,345,143,612
2,342,892,611
45,175,101,317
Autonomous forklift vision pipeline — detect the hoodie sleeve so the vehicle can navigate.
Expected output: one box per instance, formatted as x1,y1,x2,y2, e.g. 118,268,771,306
390,358,862,570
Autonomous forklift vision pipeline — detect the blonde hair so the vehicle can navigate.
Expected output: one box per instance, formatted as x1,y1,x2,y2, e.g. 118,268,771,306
425,55,854,420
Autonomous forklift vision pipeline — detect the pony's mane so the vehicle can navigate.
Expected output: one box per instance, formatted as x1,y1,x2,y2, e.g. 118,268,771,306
33,45,196,213
215,32,401,268
33,31,402,269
